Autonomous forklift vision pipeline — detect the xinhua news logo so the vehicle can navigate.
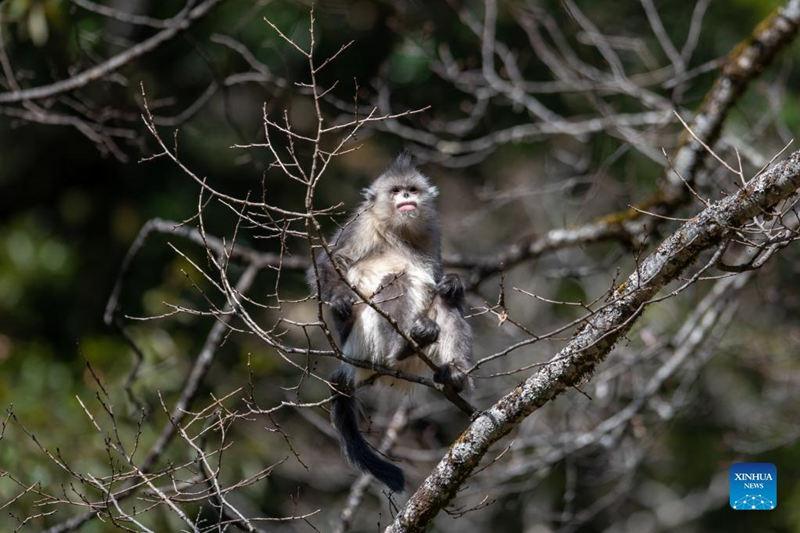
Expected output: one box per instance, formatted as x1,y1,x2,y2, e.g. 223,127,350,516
729,463,777,510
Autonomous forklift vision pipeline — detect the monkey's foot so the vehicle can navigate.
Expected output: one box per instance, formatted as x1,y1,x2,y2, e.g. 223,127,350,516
410,316,439,348
436,273,465,305
434,363,470,393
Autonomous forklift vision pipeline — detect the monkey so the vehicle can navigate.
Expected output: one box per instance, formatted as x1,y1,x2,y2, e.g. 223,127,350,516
308,153,473,492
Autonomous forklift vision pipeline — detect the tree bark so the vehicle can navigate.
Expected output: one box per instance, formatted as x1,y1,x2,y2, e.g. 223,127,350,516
387,149,800,532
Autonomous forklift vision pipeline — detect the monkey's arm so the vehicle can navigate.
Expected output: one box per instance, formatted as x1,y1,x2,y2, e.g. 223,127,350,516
431,311,472,391
431,273,473,392
311,250,358,342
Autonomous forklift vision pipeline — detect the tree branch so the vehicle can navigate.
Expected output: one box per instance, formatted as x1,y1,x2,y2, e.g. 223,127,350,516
0,0,224,104
449,0,800,285
386,149,800,532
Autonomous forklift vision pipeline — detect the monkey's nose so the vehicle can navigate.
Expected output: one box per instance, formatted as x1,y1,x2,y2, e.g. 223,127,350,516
403,192,410,198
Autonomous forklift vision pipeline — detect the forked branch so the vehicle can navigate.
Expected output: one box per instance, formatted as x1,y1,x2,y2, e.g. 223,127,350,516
387,150,800,532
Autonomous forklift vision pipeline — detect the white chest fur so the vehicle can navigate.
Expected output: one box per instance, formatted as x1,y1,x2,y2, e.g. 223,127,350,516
343,250,435,377
346,250,435,301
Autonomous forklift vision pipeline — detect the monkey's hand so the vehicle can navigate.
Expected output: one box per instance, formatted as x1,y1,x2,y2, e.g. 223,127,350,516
434,362,471,393
329,289,358,322
410,316,439,348
436,273,465,306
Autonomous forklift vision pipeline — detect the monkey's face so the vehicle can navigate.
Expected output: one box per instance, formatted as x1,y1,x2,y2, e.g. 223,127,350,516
367,174,438,230
390,183,423,217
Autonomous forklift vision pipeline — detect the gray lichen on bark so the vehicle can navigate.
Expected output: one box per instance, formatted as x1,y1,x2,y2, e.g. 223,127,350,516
387,149,800,532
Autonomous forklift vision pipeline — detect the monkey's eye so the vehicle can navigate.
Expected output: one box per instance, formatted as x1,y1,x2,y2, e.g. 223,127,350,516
390,186,400,194
408,186,418,193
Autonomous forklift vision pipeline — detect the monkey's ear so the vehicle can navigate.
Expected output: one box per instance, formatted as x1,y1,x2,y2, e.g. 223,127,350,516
428,185,439,198
361,187,376,201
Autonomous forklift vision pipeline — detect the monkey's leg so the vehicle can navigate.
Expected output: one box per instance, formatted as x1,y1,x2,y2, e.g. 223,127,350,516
313,252,359,343
373,273,439,361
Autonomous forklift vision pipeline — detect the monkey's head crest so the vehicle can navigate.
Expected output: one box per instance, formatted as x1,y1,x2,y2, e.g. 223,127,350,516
361,154,439,232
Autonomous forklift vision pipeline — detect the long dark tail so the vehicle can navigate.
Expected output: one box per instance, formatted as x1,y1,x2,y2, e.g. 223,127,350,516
331,372,405,492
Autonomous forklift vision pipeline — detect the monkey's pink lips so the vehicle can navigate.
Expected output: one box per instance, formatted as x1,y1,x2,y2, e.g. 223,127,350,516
396,201,417,212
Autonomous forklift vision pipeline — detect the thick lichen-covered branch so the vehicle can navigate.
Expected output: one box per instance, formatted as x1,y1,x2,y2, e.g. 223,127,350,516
386,149,800,532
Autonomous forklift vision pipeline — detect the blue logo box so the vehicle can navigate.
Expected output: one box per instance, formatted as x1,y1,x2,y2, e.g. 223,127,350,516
729,463,777,510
